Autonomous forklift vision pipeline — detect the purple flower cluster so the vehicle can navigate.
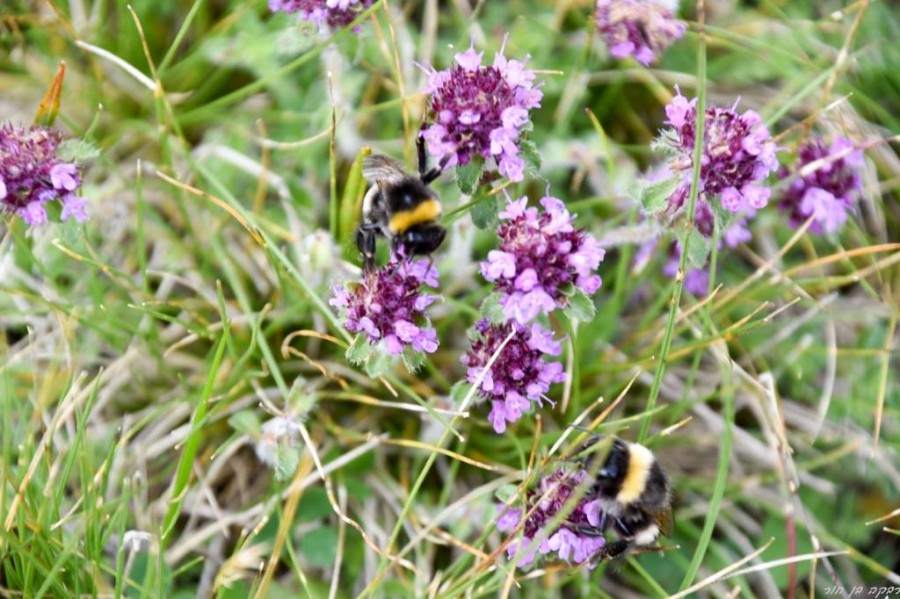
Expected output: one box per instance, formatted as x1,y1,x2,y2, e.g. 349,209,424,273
595,0,686,66
660,89,779,234
330,255,439,356
1,122,87,225
420,40,543,182
269,0,371,30
778,136,863,235
461,319,565,434
482,196,605,324
463,195,602,432
497,468,605,567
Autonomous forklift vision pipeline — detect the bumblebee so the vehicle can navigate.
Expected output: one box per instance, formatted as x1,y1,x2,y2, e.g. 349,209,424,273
358,137,446,271
579,436,674,560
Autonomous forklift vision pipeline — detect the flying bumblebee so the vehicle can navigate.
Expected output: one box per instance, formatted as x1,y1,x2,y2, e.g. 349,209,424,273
578,436,674,560
358,137,446,271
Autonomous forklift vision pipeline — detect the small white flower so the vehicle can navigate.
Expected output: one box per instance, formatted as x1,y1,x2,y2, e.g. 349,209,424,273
122,530,156,553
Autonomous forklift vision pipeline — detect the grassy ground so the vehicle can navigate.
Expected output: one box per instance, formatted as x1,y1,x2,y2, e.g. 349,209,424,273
1,0,898,597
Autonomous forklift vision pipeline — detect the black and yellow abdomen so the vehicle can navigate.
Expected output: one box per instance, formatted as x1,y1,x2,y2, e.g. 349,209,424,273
388,198,442,234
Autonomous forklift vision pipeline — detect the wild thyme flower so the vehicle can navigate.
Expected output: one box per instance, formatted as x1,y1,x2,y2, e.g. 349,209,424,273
659,89,779,232
497,468,605,567
461,319,565,434
778,136,863,235
420,39,543,182
482,196,604,324
269,0,371,30
595,0,686,66
0,122,87,225
330,254,439,356
122,531,157,553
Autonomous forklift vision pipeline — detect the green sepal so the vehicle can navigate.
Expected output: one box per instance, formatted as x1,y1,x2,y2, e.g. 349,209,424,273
345,334,372,366
400,346,425,373
456,155,485,195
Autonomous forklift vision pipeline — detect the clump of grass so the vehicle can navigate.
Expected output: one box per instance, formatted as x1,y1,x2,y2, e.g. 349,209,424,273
1,0,898,597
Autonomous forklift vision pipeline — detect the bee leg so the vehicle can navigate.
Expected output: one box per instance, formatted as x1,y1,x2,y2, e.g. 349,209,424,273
598,511,609,532
356,225,378,272
418,135,448,184
614,517,635,539
417,134,429,176
600,539,633,561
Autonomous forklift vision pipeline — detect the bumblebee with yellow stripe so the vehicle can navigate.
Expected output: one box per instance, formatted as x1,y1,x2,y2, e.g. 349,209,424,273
357,137,446,271
578,436,673,561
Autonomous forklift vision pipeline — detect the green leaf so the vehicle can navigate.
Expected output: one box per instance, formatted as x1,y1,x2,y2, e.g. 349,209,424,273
400,346,425,373
364,350,391,378
228,410,261,437
273,445,300,481
288,377,318,415
563,289,596,322
480,292,506,324
518,138,542,177
340,147,372,250
711,200,733,234
638,175,679,215
298,487,336,520
345,334,371,366
684,227,710,268
299,527,339,569
57,139,100,163
456,155,484,195
470,195,499,230
494,483,519,503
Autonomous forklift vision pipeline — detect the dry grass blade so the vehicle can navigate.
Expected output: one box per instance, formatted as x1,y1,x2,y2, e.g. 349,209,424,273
666,539,775,599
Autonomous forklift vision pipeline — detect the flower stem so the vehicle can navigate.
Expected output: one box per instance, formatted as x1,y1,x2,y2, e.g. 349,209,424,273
637,3,708,444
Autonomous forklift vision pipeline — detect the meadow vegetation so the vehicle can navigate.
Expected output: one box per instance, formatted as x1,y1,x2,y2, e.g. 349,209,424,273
1,0,898,597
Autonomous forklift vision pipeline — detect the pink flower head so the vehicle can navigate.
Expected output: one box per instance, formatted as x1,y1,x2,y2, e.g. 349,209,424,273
269,0,371,31
330,254,440,356
497,468,606,568
420,38,543,183
777,136,863,235
0,121,88,225
461,319,565,433
659,89,780,235
481,195,605,324
595,0,686,66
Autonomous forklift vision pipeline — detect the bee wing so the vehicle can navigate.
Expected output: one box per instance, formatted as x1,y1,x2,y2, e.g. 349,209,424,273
653,505,675,538
362,155,410,185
